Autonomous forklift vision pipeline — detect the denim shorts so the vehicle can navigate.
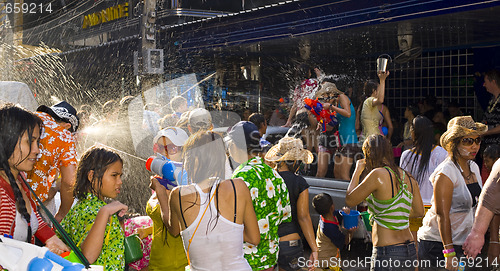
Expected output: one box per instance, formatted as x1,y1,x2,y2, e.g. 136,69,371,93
418,240,464,270
278,239,304,271
371,241,417,271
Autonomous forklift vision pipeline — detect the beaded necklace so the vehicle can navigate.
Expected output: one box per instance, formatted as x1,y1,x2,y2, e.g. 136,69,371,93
488,94,500,113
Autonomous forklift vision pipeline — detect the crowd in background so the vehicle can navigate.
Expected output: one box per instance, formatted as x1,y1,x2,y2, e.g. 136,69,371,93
2,68,500,271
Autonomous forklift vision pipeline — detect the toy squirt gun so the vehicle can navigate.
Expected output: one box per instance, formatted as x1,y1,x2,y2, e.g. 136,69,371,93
304,98,338,133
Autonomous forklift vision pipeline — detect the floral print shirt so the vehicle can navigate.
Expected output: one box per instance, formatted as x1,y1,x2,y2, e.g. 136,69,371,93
60,193,125,271
232,156,292,270
26,112,77,201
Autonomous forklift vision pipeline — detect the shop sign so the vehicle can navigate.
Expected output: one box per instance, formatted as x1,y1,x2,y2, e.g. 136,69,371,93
82,2,129,29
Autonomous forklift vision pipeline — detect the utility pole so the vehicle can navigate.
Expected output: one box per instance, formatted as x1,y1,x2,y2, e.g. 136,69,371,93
0,1,13,80
138,0,163,95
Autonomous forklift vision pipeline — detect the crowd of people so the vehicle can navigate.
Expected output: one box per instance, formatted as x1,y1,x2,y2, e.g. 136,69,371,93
1,68,500,271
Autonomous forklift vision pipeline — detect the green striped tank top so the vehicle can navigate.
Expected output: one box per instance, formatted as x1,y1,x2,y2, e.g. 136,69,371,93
366,167,413,230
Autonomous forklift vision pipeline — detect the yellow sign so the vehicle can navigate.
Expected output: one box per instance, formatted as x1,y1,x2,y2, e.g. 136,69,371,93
82,2,129,29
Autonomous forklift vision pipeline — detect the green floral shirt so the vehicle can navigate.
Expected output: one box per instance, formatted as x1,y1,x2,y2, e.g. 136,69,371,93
60,193,125,271
232,156,292,270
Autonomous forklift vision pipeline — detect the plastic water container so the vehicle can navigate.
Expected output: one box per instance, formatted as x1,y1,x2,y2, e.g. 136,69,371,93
340,210,360,229
360,211,372,231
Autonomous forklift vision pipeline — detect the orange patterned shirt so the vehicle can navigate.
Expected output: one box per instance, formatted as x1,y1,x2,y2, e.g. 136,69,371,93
26,112,77,201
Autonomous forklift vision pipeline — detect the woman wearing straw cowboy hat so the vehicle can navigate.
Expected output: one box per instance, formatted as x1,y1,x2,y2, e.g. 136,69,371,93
417,116,486,271
265,137,318,271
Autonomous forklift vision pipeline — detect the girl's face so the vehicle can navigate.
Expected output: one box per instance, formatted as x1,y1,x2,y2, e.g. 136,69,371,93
98,161,123,199
156,136,182,162
8,125,40,177
457,136,481,160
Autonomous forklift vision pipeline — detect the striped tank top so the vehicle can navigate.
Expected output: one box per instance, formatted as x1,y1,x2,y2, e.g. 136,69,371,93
367,167,413,230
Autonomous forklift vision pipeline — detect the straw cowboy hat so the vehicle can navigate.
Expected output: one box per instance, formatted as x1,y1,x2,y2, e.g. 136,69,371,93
315,82,342,98
265,137,314,164
440,116,487,152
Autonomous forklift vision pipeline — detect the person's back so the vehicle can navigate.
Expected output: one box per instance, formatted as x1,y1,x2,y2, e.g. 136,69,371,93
166,130,260,271
232,156,291,270
365,166,417,246
361,97,383,138
178,178,252,270
400,146,447,205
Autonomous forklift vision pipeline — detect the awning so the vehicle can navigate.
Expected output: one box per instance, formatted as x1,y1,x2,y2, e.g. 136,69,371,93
161,0,500,51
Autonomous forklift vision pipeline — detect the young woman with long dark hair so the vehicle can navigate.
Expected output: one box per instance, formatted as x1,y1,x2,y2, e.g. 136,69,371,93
346,134,424,271
399,116,447,244
0,103,69,254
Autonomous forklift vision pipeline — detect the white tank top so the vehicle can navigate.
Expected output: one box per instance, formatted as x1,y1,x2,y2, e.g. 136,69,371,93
180,183,251,271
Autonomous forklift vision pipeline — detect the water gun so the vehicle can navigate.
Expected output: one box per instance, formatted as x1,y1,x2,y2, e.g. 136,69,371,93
145,155,188,189
0,235,102,271
304,98,337,133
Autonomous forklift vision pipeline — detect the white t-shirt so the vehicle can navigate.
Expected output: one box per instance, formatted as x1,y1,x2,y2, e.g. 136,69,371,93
400,146,448,205
417,158,481,245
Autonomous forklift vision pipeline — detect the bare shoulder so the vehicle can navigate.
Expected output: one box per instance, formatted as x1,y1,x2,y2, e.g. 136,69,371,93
367,168,387,179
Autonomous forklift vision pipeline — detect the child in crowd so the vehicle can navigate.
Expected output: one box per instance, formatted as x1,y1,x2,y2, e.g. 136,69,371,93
60,147,128,270
146,127,189,270
312,193,355,270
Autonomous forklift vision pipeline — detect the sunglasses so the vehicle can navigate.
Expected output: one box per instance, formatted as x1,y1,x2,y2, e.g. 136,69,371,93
155,143,182,154
461,137,481,146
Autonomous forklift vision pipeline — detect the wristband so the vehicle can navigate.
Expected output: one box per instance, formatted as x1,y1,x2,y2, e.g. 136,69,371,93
490,241,500,244
443,252,456,258
442,248,455,254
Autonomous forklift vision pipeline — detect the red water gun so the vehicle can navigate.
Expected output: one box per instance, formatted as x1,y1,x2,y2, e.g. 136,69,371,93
304,98,337,133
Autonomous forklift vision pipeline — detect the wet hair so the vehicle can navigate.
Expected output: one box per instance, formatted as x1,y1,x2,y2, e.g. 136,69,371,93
181,131,227,233
0,103,43,242
312,193,334,216
484,145,500,160
362,134,402,182
485,69,500,88
277,160,302,174
74,146,123,201
401,116,435,186
249,113,266,129
358,80,379,121
182,131,226,184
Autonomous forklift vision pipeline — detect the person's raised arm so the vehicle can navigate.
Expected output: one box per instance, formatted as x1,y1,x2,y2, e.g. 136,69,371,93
80,201,128,263
372,71,390,106
329,94,351,118
434,173,457,271
284,104,297,127
56,164,76,222
149,176,171,227
483,125,500,136
346,159,379,207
